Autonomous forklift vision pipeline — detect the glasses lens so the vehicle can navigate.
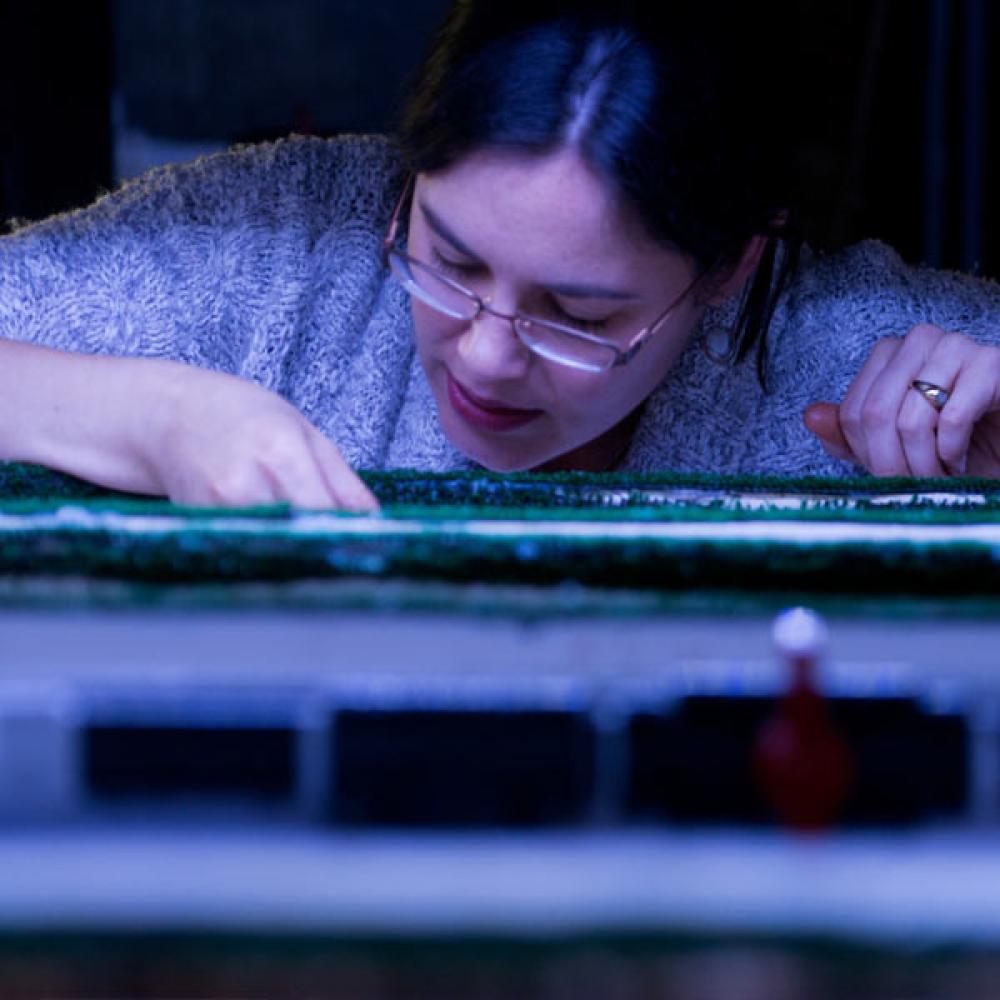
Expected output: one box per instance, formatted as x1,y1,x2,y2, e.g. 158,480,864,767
388,252,479,321
514,318,618,373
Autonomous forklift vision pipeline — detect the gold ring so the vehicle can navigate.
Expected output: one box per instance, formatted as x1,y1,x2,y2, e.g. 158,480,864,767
911,379,950,411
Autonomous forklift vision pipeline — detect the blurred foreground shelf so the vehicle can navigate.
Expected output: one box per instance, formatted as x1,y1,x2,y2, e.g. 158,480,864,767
3,466,1000,951
2,826,1000,945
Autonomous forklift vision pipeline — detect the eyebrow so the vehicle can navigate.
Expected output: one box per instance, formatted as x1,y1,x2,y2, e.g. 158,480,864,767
418,199,641,302
419,200,482,260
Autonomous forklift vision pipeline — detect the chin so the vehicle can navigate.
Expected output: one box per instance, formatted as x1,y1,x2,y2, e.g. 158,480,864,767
439,415,543,472
475,452,540,473
456,435,543,473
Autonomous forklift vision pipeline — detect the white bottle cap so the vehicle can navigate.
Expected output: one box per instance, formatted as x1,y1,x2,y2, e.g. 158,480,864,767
772,606,828,659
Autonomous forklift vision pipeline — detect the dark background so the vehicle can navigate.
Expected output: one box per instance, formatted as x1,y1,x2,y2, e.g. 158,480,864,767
0,0,995,275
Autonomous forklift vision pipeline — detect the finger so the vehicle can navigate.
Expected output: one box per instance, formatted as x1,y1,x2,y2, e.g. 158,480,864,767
258,450,340,510
857,325,945,475
305,429,380,513
180,465,282,507
900,337,967,476
896,390,947,477
896,382,950,479
838,337,901,471
236,421,341,510
802,402,856,462
933,347,1000,475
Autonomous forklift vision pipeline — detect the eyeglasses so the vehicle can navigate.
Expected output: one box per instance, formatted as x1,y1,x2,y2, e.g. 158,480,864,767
383,176,703,374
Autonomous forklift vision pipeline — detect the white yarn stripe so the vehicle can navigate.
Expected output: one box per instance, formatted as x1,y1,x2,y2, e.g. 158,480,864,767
0,505,998,547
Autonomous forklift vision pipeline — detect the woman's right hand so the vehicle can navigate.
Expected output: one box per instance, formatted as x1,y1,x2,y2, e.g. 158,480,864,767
142,363,380,511
0,339,378,512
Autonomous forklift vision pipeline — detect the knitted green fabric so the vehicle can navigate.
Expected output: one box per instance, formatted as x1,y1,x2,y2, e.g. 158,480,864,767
1,462,997,599
3,460,999,512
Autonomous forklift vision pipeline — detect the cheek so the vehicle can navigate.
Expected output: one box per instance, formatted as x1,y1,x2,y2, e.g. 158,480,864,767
637,309,705,387
546,369,628,425
411,300,457,355
547,326,697,430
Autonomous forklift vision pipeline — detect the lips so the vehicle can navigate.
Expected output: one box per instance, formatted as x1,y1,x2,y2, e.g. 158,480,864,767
446,372,543,433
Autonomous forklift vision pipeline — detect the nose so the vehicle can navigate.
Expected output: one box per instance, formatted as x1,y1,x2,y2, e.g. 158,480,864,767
456,301,532,379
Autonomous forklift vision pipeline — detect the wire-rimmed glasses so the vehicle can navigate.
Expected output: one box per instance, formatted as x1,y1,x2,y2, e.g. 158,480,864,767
383,176,702,374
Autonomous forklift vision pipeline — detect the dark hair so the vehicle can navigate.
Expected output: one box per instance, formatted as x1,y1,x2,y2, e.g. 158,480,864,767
397,0,802,385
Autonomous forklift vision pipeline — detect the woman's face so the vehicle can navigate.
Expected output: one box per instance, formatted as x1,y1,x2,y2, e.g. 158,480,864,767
406,147,708,471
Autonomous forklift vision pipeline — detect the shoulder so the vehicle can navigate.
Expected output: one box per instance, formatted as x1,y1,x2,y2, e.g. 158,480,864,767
8,133,406,239
785,240,1000,342
767,241,1000,392
123,131,401,197
128,132,404,225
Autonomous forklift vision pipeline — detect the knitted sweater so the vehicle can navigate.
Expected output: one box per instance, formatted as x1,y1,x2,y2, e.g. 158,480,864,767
2,133,999,478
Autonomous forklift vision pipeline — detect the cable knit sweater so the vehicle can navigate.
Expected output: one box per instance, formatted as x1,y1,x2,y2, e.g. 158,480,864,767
2,133,999,478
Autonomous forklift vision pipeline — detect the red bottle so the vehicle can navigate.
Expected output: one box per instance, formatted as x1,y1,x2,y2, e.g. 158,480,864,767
753,608,853,832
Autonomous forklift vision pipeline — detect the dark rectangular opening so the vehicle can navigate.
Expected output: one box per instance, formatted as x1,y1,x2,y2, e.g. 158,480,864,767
627,695,968,826
84,724,296,801
332,709,595,826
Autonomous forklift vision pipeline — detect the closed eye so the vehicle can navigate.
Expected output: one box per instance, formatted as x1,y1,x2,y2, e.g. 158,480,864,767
430,247,483,281
430,246,612,333
548,300,611,334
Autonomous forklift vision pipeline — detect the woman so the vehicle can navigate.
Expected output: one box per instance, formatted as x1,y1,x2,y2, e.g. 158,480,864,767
0,0,998,509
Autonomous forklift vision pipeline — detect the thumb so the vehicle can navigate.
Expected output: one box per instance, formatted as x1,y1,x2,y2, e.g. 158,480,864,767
803,402,855,462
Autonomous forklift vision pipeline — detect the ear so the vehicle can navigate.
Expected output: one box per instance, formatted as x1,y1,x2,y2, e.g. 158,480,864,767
703,234,769,307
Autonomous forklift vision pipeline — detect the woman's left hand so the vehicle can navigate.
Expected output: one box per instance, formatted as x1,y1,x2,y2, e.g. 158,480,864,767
804,323,1000,477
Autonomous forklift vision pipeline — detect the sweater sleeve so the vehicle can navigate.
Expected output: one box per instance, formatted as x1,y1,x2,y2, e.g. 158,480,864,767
0,133,401,383
627,240,1000,479
772,240,1000,408
751,240,1000,477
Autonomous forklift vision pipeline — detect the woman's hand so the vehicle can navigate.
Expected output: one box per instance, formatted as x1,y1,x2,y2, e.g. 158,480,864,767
0,339,378,511
804,323,1000,477
144,364,379,510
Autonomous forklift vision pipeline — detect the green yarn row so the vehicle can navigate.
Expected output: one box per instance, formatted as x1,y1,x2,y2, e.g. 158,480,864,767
1,462,998,600
2,461,999,521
